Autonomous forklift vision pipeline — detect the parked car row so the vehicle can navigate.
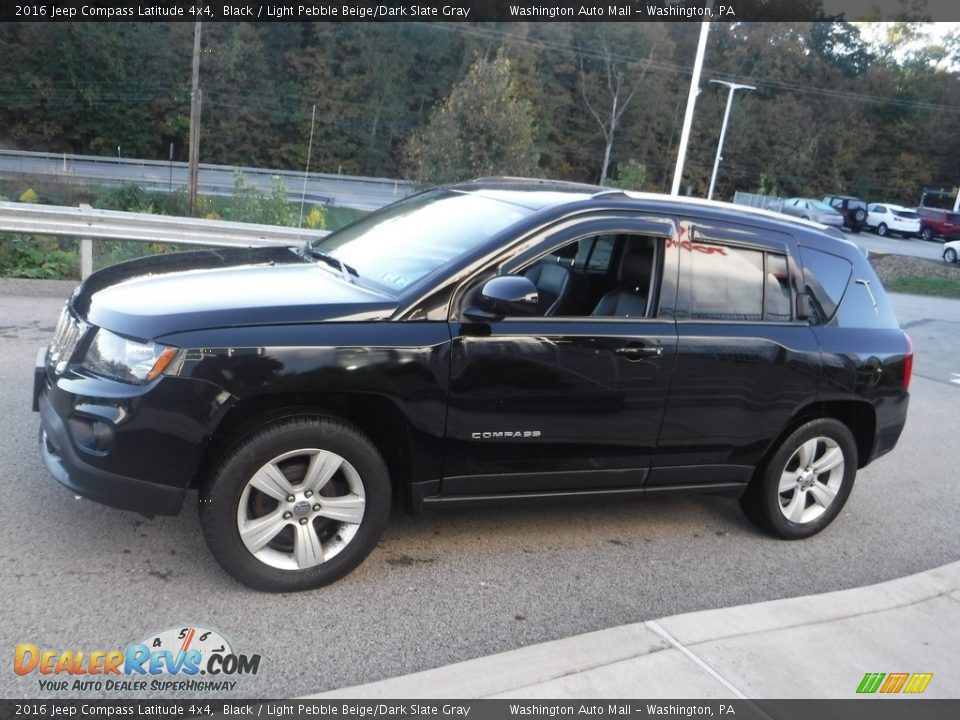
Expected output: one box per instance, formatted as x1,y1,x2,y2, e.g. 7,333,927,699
779,193,960,244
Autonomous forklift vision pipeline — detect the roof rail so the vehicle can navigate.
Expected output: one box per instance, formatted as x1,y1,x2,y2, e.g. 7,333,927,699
591,189,630,200
471,176,541,183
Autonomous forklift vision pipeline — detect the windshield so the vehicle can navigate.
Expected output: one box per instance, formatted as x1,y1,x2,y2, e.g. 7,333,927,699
310,189,535,295
811,201,837,212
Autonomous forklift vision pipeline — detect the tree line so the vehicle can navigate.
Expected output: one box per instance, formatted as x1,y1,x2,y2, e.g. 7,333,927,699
1,19,958,206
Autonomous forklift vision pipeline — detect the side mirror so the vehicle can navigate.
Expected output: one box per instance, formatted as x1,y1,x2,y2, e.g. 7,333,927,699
464,276,539,322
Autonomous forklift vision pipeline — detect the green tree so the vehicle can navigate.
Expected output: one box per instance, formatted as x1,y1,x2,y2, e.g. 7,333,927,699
404,51,539,185
611,160,647,191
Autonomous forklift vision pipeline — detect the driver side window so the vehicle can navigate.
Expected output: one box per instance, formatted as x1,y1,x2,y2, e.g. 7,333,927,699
513,233,660,319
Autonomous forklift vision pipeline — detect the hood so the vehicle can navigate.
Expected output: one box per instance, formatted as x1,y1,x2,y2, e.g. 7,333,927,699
71,247,398,340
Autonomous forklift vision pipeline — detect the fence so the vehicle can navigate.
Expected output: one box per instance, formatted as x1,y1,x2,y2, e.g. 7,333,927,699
733,191,784,214
0,201,329,279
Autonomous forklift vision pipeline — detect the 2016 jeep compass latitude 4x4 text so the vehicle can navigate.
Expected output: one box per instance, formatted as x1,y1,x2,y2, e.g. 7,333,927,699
34,180,912,592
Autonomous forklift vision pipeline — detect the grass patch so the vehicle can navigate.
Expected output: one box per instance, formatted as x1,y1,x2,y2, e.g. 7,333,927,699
886,276,960,298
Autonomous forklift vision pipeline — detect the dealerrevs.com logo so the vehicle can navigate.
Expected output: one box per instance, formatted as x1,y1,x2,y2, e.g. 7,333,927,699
14,626,261,693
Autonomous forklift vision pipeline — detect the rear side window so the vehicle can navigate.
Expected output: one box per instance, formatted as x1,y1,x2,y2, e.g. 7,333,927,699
685,245,793,322
688,244,764,321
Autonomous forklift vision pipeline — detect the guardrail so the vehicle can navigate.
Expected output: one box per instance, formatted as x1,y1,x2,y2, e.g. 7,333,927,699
0,201,328,279
0,149,415,210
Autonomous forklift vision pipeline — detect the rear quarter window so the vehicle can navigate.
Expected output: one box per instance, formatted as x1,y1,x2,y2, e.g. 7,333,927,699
801,246,899,329
798,247,851,323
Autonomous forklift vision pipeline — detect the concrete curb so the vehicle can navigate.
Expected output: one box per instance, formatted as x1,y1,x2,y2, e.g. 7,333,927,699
308,561,960,699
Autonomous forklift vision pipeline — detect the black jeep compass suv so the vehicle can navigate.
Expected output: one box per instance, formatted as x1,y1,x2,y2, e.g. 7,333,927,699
34,180,912,591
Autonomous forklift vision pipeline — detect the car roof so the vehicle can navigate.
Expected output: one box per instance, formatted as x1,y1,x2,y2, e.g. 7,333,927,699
875,203,916,211
453,178,844,234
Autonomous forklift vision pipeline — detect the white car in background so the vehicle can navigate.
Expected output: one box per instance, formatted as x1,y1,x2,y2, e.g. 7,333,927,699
944,239,960,264
866,203,921,238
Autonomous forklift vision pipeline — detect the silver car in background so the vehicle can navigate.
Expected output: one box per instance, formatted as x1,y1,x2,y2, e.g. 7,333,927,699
781,198,845,227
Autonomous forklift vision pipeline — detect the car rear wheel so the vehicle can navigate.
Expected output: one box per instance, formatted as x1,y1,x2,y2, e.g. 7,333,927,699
740,418,857,540
946,248,958,263
922,227,934,242
200,416,390,592
877,223,888,237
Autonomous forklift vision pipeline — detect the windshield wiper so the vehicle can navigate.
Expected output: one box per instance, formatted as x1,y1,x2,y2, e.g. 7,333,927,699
301,245,358,284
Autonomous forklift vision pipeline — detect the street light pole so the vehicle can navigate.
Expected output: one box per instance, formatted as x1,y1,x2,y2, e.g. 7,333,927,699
187,20,203,215
707,80,755,201
671,18,711,197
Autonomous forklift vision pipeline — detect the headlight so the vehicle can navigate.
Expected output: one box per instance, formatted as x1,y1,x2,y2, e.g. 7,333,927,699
81,329,180,384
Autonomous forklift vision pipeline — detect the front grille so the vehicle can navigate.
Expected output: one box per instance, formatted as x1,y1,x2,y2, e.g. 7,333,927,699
47,305,87,374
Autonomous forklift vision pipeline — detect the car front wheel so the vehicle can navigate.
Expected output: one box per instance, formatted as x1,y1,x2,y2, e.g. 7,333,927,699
877,223,888,237
200,416,391,592
946,247,958,263
922,227,934,242
740,418,857,540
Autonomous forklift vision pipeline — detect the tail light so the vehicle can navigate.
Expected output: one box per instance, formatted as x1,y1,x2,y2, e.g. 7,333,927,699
902,334,913,390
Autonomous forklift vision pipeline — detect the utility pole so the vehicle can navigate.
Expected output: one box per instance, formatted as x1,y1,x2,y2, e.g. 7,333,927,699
671,17,710,197
707,80,755,201
187,20,203,215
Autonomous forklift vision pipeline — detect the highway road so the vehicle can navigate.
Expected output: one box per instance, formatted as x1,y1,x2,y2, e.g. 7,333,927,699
1,278,958,700
0,149,414,211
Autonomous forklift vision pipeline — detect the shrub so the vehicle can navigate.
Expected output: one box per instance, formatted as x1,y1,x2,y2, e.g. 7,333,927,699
305,206,326,230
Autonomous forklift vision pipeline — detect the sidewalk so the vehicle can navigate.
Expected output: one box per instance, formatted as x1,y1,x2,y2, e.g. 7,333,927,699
310,561,960,699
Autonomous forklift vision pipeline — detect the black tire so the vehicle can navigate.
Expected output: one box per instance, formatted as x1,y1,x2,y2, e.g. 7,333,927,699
877,223,888,237
200,416,391,592
739,418,857,540
922,227,934,242
945,248,958,264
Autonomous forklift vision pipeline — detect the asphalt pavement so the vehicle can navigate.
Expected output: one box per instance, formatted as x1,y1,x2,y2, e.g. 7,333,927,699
0,279,957,700
845,228,948,261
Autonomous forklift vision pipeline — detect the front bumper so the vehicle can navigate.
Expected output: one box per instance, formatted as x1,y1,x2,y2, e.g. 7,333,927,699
38,388,185,516
33,350,232,517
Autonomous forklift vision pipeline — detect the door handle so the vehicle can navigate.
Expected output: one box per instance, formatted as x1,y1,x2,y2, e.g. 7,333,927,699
615,345,663,360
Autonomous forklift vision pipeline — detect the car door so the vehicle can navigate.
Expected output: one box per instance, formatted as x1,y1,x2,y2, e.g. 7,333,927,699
441,216,680,497
650,219,821,488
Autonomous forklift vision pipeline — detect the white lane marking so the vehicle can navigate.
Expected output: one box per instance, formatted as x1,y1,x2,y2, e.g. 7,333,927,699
951,373,960,386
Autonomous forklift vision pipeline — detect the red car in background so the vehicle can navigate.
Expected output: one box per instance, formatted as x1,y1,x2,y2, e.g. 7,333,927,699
918,207,960,242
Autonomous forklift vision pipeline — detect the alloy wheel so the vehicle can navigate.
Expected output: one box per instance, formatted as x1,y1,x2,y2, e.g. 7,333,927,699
236,448,366,570
777,437,845,525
